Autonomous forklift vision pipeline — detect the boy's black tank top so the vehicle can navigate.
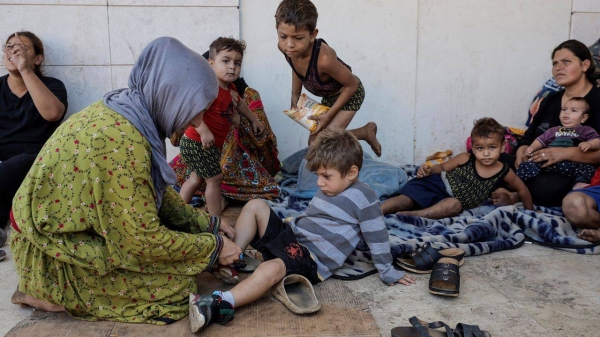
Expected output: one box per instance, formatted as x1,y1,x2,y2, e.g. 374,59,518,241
285,38,352,97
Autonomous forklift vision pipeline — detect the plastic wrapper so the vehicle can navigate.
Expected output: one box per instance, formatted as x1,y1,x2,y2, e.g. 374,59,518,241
283,93,329,132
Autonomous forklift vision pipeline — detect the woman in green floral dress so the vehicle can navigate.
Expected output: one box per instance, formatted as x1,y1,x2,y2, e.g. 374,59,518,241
9,37,242,324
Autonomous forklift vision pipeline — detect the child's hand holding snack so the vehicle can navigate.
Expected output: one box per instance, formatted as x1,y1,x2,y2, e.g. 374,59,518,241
416,164,431,178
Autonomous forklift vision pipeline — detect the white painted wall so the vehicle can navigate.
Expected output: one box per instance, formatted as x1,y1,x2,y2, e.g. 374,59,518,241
1,0,599,165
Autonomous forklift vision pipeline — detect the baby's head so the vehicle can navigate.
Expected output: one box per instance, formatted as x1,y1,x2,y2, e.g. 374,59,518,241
208,37,246,87
306,128,362,196
275,0,318,33
470,117,505,166
560,97,590,127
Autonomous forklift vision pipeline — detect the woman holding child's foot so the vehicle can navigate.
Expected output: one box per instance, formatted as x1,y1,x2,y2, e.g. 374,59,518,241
9,37,245,325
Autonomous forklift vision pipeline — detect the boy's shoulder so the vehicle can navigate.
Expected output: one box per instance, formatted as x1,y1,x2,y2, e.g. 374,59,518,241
338,181,378,203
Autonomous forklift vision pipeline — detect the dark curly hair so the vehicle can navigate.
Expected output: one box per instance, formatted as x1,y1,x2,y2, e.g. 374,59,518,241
275,0,318,33
471,117,505,141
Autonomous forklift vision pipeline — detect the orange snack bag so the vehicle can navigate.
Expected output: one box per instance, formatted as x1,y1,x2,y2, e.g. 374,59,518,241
283,93,330,132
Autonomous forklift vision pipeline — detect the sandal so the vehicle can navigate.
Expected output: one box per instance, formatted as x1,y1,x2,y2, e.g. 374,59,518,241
0,249,6,261
391,316,491,337
428,257,460,297
212,264,239,284
271,274,320,314
396,243,465,274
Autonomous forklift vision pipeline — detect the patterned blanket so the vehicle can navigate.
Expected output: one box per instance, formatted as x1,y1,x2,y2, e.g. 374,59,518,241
266,165,600,280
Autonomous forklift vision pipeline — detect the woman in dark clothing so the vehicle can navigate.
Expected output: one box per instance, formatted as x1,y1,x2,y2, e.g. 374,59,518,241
0,31,68,243
509,40,600,207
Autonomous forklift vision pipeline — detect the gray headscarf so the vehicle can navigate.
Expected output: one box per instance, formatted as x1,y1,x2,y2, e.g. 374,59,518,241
104,36,218,208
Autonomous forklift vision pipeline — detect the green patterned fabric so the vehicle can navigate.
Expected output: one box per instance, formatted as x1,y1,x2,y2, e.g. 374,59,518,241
11,101,223,325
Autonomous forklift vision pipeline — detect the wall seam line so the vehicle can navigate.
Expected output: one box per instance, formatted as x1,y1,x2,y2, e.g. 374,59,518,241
413,0,420,164
106,0,113,90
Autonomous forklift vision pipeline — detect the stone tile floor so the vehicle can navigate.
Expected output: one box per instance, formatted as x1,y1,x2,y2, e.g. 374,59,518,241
1,226,598,337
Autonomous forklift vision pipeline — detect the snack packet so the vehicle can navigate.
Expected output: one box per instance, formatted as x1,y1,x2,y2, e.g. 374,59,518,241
283,93,329,132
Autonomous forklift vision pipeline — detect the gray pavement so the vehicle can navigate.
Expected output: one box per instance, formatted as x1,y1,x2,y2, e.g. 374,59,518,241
1,226,598,336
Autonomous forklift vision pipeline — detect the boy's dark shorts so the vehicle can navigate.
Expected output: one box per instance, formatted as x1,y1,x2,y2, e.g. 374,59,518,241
179,135,222,178
250,209,321,284
321,76,365,112
399,174,452,209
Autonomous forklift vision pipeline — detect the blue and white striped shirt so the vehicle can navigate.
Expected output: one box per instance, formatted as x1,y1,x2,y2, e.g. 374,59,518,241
289,181,405,285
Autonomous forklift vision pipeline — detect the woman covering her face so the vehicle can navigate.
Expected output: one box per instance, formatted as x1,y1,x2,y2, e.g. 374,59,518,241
0,32,67,243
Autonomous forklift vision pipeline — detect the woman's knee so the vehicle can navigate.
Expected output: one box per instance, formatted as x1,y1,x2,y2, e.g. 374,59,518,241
562,193,589,222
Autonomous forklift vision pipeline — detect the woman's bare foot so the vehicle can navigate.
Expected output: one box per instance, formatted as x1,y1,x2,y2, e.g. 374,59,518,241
491,189,519,206
11,289,28,308
578,229,600,243
364,122,382,157
12,289,65,312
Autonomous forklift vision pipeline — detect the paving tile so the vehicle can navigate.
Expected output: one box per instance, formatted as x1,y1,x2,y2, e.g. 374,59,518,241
347,268,511,313
467,253,600,302
516,297,600,337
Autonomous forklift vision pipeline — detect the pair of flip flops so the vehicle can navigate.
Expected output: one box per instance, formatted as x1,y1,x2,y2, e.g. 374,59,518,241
391,316,491,337
396,243,463,297
270,274,320,314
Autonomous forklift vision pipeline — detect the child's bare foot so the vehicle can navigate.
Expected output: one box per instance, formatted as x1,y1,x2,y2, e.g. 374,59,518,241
578,228,600,243
491,190,519,206
364,122,382,157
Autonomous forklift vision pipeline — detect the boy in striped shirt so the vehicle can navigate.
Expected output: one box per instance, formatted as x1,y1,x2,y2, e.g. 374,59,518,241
189,128,415,332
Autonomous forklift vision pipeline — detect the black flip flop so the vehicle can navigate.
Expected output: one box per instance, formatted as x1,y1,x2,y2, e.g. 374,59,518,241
391,316,491,337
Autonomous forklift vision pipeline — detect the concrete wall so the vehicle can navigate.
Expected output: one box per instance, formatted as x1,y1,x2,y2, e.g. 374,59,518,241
1,0,600,164
0,0,239,117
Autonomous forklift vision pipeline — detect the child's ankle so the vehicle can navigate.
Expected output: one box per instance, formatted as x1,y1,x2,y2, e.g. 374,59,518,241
213,291,235,308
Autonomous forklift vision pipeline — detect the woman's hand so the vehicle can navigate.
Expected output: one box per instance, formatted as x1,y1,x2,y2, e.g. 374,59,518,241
4,33,31,74
217,236,242,265
529,147,567,168
218,216,236,240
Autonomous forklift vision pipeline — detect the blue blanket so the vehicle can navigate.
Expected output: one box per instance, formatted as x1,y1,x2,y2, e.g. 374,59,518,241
267,162,600,280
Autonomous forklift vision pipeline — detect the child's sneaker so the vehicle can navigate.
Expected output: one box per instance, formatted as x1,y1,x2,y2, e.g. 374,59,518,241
212,264,240,284
189,292,235,333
